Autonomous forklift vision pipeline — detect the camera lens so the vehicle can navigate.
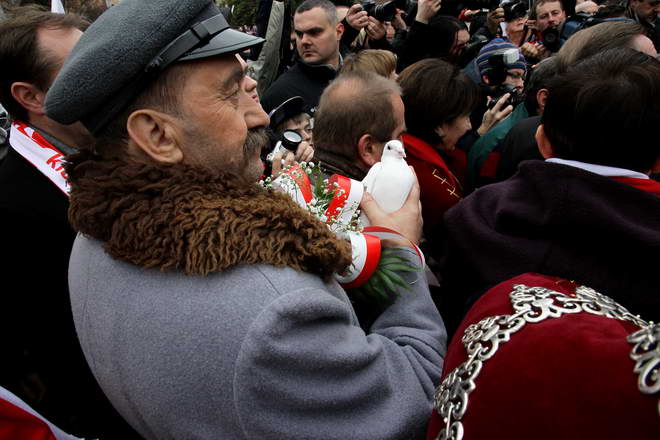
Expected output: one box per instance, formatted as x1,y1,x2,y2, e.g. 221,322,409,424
281,130,303,152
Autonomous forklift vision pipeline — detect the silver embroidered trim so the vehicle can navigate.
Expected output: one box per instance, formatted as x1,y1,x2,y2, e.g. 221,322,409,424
433,284,653,440
627,324,660,417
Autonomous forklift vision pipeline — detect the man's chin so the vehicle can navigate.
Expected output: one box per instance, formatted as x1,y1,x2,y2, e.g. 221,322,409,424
302,54,322,65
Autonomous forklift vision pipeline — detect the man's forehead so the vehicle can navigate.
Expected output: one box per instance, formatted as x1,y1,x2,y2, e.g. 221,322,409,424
37,26,83,59
294,7,333,30
183,53,244,90
537,1,563,13
216,54,245,88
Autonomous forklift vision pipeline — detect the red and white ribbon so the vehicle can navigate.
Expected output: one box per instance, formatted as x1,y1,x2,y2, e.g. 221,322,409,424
0,385,82,440
272,164,313,209
323,175,363,234
9,121,69,196
335,227,425,289
334,232,382,288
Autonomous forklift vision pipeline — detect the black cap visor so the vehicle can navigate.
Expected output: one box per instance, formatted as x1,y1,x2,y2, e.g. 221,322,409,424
180,28,263,61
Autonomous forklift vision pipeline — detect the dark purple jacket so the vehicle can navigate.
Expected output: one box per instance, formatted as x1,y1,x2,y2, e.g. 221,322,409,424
436,160,660,336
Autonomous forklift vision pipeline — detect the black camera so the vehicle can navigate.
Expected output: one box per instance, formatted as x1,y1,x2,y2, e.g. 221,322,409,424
264,129,303,162
541,27,561,53
361,0,409,22
484,47,523,85
487,84,524,110
261,129,304,176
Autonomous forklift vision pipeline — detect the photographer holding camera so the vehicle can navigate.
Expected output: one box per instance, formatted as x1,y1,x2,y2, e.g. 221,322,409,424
263,96,315,177
466,38,527,188
520,0,568,59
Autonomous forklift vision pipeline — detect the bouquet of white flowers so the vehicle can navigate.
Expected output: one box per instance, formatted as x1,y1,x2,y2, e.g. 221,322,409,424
264,161,424,305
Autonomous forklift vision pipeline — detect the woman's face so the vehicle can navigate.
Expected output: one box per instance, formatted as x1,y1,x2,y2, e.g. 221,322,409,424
438,115,472,151
451,30,470,57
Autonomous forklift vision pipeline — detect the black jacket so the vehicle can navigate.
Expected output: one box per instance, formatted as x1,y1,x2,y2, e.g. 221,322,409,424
495,115,543,181
0,145,139,438
261,59,338,113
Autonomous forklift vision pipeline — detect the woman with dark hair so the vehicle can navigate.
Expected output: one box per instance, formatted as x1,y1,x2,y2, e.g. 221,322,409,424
398,58,480,236
395,13,471,70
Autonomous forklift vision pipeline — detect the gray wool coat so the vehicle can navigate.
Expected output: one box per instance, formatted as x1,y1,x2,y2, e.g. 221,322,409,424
69,234,447,439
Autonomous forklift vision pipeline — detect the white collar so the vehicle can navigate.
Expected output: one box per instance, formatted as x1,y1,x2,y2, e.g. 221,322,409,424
546,158,649,180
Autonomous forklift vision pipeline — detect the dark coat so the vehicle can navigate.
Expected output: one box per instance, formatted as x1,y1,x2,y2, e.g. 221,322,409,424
260,59,338,113
0,146,139,438
436,160,660,337
495,115,543,182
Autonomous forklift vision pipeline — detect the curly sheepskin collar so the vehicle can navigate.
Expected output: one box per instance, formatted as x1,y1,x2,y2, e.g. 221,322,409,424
66,154,351,278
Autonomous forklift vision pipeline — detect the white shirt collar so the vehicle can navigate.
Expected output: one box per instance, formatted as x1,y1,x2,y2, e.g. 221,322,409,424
546,158,649,179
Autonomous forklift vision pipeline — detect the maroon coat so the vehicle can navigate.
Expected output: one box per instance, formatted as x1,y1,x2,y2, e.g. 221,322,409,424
427,273,659,440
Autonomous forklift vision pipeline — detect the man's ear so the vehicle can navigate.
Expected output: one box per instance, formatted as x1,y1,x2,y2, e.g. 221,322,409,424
536,88,549,113
481,75,491,86
336,22,344,41
535,124,555,159
11,82,46,116
357,133,381,167
126,109,184,164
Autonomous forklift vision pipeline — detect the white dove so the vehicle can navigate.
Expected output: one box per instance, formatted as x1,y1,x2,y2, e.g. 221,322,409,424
361,140,415,226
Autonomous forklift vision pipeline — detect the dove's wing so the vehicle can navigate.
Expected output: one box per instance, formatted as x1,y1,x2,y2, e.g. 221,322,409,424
361,162,382,194
369,160,415,213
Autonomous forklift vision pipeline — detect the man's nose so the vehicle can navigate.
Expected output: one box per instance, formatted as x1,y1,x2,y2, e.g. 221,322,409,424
245,96,270,129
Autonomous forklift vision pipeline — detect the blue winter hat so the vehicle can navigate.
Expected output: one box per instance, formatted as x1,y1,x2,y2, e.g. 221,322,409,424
476,38,527,77
45,0,264,135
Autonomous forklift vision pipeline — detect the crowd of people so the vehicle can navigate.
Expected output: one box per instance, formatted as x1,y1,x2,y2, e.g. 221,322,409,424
0,0,658,438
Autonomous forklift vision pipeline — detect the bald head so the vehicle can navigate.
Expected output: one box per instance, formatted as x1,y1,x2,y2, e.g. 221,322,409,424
313,71,404,169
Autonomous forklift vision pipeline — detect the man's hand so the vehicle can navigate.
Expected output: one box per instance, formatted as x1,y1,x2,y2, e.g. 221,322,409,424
360,167,423,247
416,0,441,24
392,9,407,30
478,93,513,136
366,16,387,40
486,7,505,33
346,4,369,30
520,41,548,60
270,151,296,179
295,140,314,163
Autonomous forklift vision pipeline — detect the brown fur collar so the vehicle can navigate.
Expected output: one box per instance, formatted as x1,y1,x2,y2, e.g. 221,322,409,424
66,153,351,278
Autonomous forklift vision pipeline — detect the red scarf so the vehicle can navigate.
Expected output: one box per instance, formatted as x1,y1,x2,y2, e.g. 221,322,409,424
401,133,460,187
611,176,660,197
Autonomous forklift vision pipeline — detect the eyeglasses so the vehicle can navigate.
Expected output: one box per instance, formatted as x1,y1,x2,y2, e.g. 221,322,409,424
507,71,526,81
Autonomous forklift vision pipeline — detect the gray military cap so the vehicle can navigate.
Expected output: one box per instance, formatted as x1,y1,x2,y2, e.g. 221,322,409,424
45,0,263,135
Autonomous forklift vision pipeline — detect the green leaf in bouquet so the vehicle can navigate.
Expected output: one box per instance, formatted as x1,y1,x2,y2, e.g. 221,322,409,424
374,269,397,295
379,268,409,290
381,263,420,273
349,247,422,306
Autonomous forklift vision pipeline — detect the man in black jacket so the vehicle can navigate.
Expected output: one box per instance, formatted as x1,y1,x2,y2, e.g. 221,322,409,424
261,0,344,112
0,7,138,438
